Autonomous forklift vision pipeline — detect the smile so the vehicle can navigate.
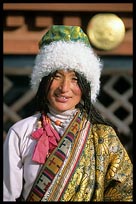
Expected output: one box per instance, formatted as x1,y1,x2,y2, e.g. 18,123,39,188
55,94,71,102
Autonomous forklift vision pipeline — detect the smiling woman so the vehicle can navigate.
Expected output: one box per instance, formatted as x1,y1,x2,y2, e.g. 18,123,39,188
3,25,133,202
47,70,82,112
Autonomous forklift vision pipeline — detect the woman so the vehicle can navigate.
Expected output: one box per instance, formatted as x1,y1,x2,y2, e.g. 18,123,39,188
3,25,133,201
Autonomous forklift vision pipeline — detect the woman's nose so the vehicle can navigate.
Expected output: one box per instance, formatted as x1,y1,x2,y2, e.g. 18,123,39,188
59,79,70,92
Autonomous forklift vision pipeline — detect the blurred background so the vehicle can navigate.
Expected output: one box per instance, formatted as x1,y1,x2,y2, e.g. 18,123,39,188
3,3,133,161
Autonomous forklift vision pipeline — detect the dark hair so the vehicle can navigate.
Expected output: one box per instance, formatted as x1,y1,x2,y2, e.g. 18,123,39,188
75,72,118,131
34,71,118,132
34,72,54,114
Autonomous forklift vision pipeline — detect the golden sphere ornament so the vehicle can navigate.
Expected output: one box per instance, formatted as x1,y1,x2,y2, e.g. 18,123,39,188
87,13,125,50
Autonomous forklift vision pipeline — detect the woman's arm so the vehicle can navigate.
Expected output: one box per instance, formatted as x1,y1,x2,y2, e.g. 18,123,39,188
104,127,133,201
3,128,23,201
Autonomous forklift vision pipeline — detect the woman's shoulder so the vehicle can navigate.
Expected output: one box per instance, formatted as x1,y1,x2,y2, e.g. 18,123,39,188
10,113,41,132
92,123,117,136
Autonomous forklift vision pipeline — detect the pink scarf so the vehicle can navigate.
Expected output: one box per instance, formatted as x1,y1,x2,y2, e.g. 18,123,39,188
31,114,60,164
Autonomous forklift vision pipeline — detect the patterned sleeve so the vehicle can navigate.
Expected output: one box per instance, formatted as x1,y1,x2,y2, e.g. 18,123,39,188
104,126,133,201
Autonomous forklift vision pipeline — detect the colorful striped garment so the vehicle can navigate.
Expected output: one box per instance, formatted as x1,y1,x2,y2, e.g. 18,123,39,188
26,111,133,202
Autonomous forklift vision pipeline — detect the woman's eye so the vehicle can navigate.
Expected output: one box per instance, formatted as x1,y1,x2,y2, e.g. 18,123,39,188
54,74,61,79
72,77,78,82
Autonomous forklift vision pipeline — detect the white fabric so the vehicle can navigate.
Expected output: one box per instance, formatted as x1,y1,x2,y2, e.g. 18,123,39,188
47,105,77,136
3,114,42,201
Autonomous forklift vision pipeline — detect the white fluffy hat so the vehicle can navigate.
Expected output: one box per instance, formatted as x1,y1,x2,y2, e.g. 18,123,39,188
31,25,103,102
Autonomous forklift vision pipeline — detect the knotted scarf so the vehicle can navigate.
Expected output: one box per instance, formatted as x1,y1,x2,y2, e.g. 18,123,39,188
31,114,60,164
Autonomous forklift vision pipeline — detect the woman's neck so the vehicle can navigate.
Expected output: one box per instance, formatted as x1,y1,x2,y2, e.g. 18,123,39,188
46,105,78,136
47,105,77,120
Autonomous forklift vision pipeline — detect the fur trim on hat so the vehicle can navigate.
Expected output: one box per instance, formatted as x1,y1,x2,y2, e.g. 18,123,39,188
31,41,103,102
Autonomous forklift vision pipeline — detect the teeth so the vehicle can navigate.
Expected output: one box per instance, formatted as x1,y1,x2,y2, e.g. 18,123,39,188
56,94,68,100
58,96,66,99
61,97,67,100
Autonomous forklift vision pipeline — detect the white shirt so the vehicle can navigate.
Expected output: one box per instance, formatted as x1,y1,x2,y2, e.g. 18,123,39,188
3,108,77,201
3,113,42,201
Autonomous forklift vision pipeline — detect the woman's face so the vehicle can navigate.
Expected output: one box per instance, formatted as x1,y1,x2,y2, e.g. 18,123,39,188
47,70,82,112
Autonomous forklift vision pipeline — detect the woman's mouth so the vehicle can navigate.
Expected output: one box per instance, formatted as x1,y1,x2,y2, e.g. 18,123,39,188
55,95,70,103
